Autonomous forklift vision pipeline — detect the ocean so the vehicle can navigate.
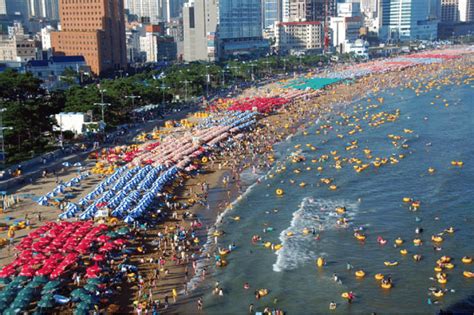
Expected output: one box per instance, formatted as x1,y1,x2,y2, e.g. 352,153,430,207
195,70,474,314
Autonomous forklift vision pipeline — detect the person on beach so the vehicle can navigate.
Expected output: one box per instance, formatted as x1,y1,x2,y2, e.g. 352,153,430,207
197,298,203,311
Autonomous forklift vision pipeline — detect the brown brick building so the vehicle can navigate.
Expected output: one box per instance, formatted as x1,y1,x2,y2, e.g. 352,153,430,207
51,0,127,76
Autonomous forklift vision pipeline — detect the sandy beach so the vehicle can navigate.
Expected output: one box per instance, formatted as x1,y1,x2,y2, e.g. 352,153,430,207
0,47,472,314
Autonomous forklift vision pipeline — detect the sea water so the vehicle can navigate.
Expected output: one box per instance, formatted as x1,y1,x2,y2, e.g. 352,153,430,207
200,76,474,314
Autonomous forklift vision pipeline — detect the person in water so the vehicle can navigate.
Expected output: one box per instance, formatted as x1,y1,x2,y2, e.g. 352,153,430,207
329,301,337,310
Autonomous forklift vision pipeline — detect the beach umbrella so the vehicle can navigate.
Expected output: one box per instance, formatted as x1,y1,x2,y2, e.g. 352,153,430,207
37,196,49,206
83,283,98,292
32,276,49,284
70,288,87,299
38,297,55,308
0,277,11,285
116,227,130,235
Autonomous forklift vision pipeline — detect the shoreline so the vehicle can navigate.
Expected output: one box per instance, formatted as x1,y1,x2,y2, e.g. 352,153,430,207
168,53,473,314
0,48,471,315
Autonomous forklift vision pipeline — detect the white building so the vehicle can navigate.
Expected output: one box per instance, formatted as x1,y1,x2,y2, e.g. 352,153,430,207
275,21,323,54
0,0,6,15
330,16,362,52
41,26,54,50
54,112,92,135
337,2,361,17
126,0,162,23
140,32,158,62
0,35,41,62
345,38,369,58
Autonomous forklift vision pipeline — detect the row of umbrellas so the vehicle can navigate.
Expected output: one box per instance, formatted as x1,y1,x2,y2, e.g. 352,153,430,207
37,172,90,206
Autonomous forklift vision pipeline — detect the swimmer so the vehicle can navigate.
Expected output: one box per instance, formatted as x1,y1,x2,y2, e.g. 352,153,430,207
415,227,423,234
244,283,250,290
333,273,339,282
329,301,337,310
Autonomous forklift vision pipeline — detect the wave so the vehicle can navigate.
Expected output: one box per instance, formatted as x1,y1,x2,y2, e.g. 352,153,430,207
273,197,359,272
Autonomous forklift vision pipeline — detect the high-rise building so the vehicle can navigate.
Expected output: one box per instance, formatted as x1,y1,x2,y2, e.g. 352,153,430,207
263,0,282,29
6,0,29,17
126,0,161,23
275,21,323,53
182,0,218,61
286,0,336,22
51,0,127,75
27,0,59,20
381,0,438,40
0,0,6,15
441,0,474,22
183,0,268,61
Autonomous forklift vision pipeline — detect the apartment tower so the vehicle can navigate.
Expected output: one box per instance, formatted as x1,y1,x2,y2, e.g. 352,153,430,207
51,0,127,75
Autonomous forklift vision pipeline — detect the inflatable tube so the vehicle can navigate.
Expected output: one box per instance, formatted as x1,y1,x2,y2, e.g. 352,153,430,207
381,283,392,289
395,238,404,245
433,290,444,297
275,189,284,196
274,244,283,251
413,238,422,246
219,249,230,256
431,235,443,243
264,242,272,248
384,261,399,267
444,227,455,234
355,270,365,278
317,257,325,267
374,273,384,280
109,217,119,225
400,249,408,255
434,266,443,272
463,271,474,278
201,156,208,163
341,292,350,299
445,263,454,269
258,289,269,296
438,278,447,284
462,256,472,264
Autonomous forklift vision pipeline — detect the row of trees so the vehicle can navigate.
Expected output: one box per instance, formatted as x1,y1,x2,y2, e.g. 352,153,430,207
0,53,344,165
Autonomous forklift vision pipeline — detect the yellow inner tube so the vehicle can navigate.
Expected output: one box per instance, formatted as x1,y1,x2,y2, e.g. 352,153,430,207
434,266,443,272
264,242,272,248
438,278,447,284
433,291,444,297
413,239,422,245
317,257,325,267
355,270,365,278
431,236,443,243
384,261,399,267
355,234,366,241
395,238,404,245
445,263,454,269
275,189,284,196
463,271,474,278
461,257,472,264
201,156,208,163
274,244,283,251
258,289,268,296
381,283,392,289
374,273,384,280
341,292,350,299
400,249,408,255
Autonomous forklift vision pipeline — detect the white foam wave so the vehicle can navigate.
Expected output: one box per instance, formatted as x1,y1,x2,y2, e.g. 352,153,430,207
273,197,358,272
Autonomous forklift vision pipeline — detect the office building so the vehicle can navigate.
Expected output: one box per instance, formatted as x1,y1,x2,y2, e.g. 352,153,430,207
126,0,161,24
263,0,282,29
441,0,474,22
0,0,6,15
285,0,336,22
275,21,323,53
381,0,438,40
6,0,29,17
0,34,41,62
51,0,127,75
182,0,218,61
330,15,362,52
